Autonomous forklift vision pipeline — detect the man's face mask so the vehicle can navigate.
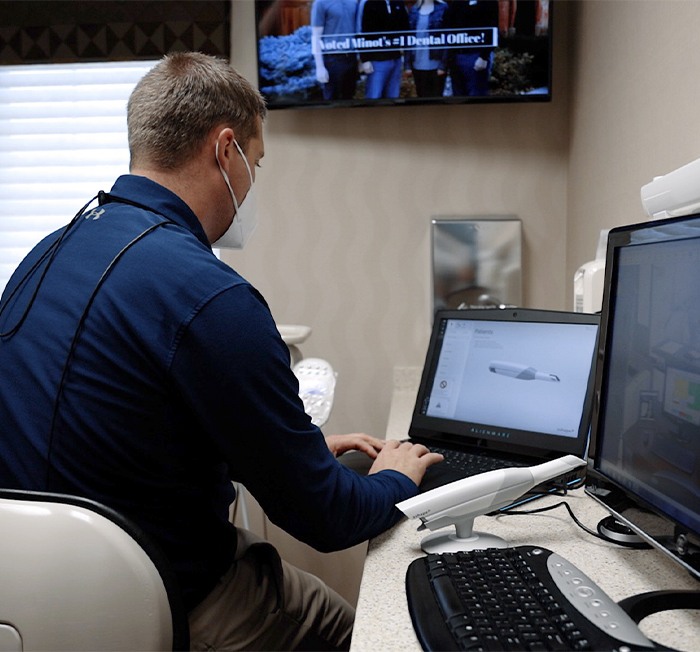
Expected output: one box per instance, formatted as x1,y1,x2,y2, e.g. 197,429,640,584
214,139,257,249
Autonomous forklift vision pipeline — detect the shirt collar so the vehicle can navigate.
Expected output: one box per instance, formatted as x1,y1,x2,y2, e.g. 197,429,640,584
108,174,211,248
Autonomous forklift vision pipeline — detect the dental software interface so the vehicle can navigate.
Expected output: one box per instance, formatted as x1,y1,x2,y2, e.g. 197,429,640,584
424,319,599,437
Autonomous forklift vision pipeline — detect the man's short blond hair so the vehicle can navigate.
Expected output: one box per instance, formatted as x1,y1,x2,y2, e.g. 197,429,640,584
127,52,267,170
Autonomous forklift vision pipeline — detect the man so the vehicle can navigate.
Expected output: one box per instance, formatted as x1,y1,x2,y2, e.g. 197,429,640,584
357,0,410,99
0,52,441,650
311,0,360,101
444,0,500,97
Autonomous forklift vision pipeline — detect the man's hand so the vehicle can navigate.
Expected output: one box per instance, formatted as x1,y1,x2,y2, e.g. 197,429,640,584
474,56,488,71
368,440,444,487
315,64,329,84
325,433,385,458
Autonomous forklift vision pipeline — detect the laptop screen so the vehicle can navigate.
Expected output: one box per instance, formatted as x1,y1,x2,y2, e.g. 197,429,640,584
410,308,600,458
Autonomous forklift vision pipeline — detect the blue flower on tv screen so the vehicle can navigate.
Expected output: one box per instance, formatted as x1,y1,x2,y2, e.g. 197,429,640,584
258,25,318,100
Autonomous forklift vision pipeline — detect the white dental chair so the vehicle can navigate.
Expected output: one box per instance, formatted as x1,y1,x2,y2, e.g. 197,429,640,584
0,489,189,651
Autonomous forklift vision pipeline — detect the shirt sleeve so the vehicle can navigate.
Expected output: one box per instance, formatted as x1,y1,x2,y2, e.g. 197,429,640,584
311,0,324,28
169,283,419,551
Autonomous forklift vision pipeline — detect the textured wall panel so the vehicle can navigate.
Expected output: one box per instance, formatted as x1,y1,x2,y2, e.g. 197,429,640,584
0,1,229,63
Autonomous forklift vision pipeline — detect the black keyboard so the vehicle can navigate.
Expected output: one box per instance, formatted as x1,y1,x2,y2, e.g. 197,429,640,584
421,447,583,496
406,545,656,651
419,447,529,492
430,447,526,476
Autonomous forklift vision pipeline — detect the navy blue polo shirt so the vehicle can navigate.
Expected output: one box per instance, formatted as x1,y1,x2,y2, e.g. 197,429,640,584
0,175,417,610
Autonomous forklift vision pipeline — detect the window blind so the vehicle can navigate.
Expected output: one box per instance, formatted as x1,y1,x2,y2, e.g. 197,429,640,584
0,60,157,294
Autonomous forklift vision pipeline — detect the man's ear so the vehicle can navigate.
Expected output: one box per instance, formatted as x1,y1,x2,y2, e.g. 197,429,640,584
214,127,235,167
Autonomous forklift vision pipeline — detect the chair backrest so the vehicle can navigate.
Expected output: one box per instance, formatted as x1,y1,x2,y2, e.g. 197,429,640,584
0,489,189,651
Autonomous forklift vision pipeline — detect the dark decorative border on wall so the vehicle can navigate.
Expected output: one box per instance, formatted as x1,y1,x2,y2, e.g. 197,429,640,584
0,1,230,65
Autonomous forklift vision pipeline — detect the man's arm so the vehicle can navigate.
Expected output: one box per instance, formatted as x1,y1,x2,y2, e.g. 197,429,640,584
170,283,442,551
311,26,329,83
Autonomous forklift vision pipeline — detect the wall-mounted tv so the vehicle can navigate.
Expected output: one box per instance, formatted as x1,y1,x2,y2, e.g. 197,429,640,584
255,0,552,109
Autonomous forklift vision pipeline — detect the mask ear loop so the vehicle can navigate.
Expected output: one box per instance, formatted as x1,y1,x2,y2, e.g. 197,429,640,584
0,195,98,339
216,140,241,217
232,139,254,184
216,139,253,212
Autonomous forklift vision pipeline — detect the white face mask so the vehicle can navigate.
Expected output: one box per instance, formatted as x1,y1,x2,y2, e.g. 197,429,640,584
214,139,258,249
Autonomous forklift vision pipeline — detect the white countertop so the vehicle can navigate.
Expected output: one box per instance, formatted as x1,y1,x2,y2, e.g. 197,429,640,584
350,366,700,651
351,489,700,651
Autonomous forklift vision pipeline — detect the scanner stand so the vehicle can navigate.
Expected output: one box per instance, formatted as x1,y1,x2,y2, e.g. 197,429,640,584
419,515,508,554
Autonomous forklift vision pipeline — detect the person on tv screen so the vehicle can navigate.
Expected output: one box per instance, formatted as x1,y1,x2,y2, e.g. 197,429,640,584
311,0,360,101
443,0,500,97
357,0,410,99
405,0,449,98
0,52,443,650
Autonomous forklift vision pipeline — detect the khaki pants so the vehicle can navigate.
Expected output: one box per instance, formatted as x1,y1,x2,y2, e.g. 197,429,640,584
188,529,355,651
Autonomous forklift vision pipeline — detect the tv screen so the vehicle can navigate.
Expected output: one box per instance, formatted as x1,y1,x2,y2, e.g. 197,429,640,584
255,0,552,109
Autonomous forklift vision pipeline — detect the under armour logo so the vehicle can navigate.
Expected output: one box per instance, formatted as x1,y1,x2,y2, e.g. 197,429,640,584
84,207,106,221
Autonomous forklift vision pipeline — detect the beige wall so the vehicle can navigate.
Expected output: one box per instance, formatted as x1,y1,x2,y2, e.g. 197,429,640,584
567,0,700,286
231,0,700,439
229,0,570,439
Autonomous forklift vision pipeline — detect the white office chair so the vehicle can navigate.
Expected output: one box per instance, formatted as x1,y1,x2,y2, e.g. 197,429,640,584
0,489,189,651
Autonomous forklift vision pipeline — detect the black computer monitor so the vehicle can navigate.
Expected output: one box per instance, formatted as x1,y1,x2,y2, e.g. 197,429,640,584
585,212,700,583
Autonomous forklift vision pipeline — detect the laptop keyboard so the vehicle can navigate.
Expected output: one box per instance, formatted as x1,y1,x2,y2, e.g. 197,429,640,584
406,545,654,651
428,446,527,477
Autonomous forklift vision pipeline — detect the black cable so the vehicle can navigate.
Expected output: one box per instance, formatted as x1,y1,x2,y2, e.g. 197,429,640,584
0,196,98,338
497,499,614,542
1,188,178,488
44,219,170,488
488,479,578,515
1,192,177,341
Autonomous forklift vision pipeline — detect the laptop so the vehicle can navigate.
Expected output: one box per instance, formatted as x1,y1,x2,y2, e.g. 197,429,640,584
339,307,600,496
409,308,599,494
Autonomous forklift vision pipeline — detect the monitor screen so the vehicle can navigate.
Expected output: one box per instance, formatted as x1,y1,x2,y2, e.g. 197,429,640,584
255,0,552,109
586,213,700,580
